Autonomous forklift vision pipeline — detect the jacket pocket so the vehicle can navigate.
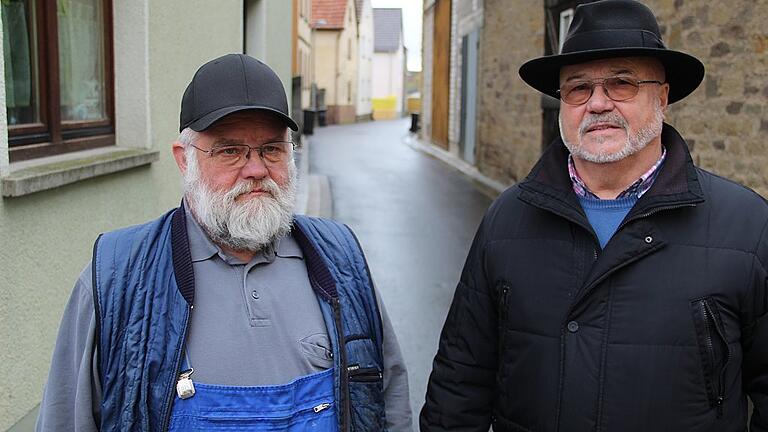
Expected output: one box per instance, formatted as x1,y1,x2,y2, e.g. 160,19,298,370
690,296,731,417
497,281,511,367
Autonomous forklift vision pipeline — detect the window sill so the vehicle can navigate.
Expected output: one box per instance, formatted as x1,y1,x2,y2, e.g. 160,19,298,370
2,147,159,197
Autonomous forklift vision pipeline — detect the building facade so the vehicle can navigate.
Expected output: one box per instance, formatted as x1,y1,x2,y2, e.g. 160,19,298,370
372,8,406,120
293,0,314,112
355,0,374,121
0,0,292,429
312,0,359,124
421,0,768,197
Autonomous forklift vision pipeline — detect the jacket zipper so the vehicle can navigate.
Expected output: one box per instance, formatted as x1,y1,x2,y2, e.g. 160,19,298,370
700,299,730,418
161,304,193,431
573,203,697,302
618,203,697,232
498,283,510,356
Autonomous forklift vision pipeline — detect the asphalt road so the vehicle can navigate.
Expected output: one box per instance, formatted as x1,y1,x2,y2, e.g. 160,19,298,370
309,118,493,425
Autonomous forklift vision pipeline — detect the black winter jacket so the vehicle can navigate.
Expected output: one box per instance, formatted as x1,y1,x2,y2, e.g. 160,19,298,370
421,124,768,432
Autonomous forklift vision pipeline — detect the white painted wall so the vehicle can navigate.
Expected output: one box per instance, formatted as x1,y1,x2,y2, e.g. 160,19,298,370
372,47,405,114
356,0,374,117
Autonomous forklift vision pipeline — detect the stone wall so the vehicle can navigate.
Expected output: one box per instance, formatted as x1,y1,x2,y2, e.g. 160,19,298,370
476,0,544,185
645,0,768,196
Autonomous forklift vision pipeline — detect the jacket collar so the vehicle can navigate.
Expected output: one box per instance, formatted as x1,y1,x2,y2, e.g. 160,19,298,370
518,123,704,224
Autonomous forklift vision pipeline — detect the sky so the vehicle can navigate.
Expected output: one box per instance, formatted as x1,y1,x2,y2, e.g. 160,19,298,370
371,0,423,71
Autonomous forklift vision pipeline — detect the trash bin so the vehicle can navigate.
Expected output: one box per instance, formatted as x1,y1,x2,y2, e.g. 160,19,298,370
317,109,328,127
303,110,316,135
409,113,420,132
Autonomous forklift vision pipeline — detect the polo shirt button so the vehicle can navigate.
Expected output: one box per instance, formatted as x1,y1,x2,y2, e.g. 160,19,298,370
251,291,260,300
567,321,579,333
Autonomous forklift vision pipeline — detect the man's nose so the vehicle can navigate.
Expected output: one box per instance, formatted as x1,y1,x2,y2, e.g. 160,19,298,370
585,84,615,113
239,148,270,179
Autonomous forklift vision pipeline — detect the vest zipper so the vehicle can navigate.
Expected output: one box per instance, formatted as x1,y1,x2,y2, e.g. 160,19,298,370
161,304,192,431
347,366,383,382
333,297,351,432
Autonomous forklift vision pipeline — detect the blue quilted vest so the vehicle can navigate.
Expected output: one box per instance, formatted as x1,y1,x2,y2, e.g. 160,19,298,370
92,206,386,431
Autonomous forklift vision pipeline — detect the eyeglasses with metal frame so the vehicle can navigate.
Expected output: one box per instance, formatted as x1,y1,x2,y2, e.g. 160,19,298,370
191,141,295,168
557,76,665,106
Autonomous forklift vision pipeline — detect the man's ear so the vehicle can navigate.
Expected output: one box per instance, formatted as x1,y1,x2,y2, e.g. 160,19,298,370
172,141,188,174
658,82,670,113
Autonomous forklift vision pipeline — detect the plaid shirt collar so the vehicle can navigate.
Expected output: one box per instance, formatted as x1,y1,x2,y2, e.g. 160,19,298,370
568,146,667,199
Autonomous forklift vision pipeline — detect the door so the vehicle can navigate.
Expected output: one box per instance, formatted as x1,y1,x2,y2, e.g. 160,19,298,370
459,29,479,165
431,0,451,149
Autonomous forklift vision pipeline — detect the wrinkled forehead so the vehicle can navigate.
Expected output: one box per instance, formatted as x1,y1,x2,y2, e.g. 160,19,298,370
559,57,665,83
206,110,290,137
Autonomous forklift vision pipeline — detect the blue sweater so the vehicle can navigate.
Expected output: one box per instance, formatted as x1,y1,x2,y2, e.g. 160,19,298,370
578,195,638,248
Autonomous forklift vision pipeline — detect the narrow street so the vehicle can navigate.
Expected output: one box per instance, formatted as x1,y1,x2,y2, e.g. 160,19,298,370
309,118,493,423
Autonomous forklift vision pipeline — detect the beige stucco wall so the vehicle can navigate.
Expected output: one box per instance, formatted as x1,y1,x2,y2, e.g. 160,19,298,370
298,0,313,109
313,0,358,115
476,0,543,184
0,1,243,428
314,30,340,104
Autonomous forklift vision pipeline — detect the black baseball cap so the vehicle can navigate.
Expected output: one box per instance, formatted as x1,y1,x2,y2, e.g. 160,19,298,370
179,54,299,132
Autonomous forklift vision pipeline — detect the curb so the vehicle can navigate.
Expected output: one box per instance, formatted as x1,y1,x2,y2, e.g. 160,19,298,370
294,135,333,218
402,132,508,199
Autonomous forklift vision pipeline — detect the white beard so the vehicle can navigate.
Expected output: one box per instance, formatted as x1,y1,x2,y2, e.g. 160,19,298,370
560,99,664,164
183,148,297,253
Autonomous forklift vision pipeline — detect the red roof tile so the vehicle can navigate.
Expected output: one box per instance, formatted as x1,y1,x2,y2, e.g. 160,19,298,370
312,0,348,29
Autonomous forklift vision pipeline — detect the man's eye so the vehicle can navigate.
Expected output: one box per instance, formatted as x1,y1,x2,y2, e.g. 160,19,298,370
216,147,244,156
571,83,591,92
261,144,283,154
609,77,636,88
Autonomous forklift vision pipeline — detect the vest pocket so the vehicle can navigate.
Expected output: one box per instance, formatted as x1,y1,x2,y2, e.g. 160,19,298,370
344,338,385,430
348,365,383,382
690,297,731,417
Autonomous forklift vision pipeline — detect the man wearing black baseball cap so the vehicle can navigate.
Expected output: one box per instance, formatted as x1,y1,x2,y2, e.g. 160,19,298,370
422,1,768,431
37,54,412,431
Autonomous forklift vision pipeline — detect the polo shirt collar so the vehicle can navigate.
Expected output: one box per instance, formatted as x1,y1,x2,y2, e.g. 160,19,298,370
184,203,302,264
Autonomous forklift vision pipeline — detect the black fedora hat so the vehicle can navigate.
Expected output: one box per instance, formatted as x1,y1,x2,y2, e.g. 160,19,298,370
519,0,704,104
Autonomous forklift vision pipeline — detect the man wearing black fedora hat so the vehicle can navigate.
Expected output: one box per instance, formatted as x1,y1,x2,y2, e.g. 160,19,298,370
421,1,768,431
36,54,413,431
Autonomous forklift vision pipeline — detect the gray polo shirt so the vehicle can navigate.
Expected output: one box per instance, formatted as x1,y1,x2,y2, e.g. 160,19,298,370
36,210,412,431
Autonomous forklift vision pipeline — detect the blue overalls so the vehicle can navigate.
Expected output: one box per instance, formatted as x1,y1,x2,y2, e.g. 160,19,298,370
168,356,339,431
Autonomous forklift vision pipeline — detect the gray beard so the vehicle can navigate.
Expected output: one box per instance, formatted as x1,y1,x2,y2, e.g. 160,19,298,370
559,101,664,164
183,148,297,253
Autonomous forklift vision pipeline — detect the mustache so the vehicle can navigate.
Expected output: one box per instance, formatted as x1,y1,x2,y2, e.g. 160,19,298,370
224,178,281,202
578,112,629,136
